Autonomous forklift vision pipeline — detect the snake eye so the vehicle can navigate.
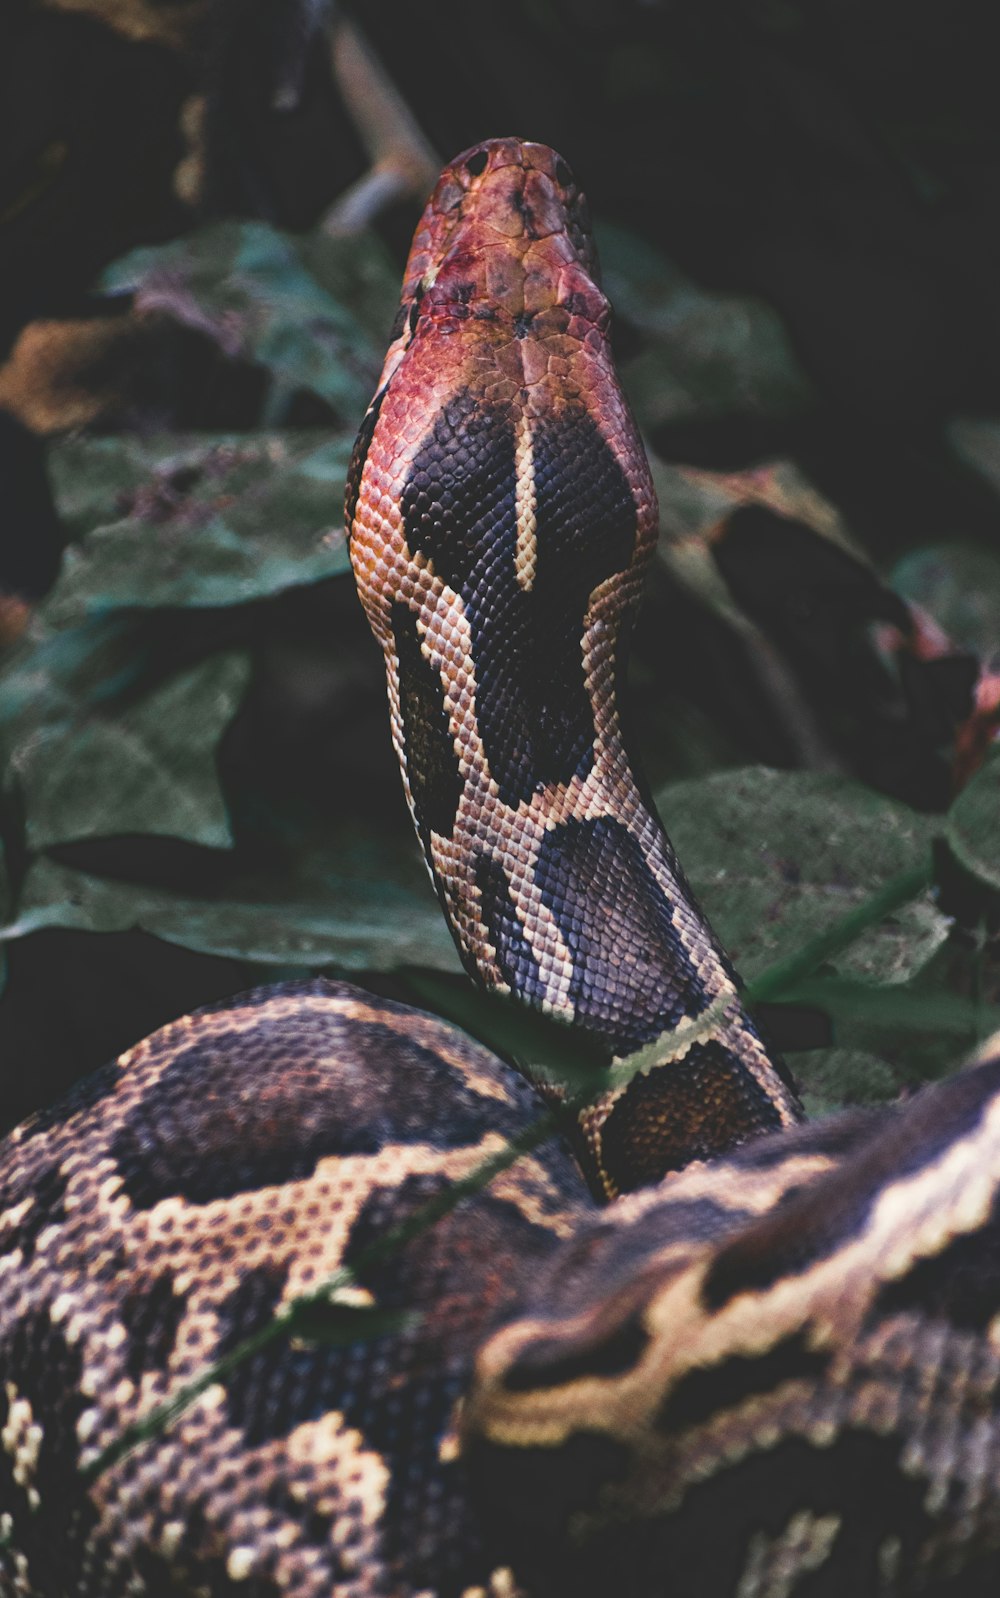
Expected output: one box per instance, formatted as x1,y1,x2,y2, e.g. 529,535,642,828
555,158,573,187
465,150,489,177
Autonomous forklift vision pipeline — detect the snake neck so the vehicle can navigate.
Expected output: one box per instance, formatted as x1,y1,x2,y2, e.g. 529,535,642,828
347,137,802,1196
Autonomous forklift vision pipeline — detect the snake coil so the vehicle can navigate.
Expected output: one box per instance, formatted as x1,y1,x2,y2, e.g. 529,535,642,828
2,138,1000,1598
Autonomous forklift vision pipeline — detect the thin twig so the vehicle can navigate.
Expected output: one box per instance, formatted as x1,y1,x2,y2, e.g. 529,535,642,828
322,14,439,234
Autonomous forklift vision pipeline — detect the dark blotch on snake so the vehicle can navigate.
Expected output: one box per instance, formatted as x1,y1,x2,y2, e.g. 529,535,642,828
131,1541,284,1598
475,852,544,1002
656,1331,829,1434
601,1040,788,1194
561,1432,933,1598
120,1270,186,1381
0,1306,100,1592
0,1159,69,1261
402,395,635,807
501,1310,649,1393
464,1429,630,1596
344,383,387,534
108,990,535,1210
873,1205,1000,1333
535,815,705,1055
402,389,516,596
392,601,464,849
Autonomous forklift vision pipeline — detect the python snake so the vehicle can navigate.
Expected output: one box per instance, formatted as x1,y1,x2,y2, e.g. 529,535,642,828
2,136,1000,1598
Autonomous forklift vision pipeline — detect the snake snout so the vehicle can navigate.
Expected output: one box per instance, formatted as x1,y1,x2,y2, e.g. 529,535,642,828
418,137,600,316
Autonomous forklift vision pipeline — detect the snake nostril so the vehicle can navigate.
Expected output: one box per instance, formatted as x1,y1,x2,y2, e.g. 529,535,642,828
465,150,489,177
555,158,573,187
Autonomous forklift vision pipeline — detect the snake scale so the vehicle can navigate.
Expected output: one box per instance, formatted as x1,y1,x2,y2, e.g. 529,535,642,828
2,137,1000,1598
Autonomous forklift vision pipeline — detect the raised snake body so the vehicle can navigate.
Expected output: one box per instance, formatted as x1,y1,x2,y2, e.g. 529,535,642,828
2,138,1000,1598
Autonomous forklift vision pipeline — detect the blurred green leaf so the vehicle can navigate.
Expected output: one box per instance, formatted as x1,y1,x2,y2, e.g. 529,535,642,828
659,766,948,984
45,433,353,621
777,972,1000,1042
746,859,934,1004
781,929,1000,1102
950,418,1000,518
648,457,855,555
1,642,248,850
2,831,459,970
0,615,137,730
293,229,400,348
892,542,1000,662
102,221,391,424
596,220,817,427
793,1047,899,1117
946,747,1000,890
647,456,865,650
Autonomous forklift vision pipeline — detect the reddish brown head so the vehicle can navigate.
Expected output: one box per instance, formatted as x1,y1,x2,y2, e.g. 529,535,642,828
399,137,606,334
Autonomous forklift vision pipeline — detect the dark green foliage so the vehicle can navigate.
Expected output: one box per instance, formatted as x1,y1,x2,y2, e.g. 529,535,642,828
1,184,998,1127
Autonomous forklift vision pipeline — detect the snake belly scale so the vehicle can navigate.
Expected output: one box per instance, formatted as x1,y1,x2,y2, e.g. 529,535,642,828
2,137,1000,1598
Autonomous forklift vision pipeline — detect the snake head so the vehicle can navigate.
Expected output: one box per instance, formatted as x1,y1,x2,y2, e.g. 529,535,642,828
400,137,608,335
